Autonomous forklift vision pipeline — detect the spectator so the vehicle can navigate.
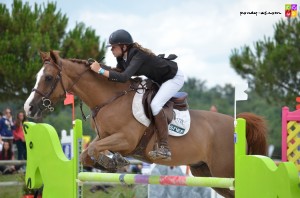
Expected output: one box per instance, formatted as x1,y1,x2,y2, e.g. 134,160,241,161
13,111,27,160
0,141,16,174
0,135,3,151
131,163,143,174
210,105,218,112
0,108,15,143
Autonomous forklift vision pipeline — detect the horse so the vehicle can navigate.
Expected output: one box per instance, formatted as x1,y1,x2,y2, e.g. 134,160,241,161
24,50,268,198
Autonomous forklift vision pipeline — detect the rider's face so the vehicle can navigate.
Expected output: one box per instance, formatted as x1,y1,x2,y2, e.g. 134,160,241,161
111,45,123,58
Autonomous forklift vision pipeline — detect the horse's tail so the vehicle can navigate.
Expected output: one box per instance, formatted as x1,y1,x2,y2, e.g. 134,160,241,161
237,112,268,155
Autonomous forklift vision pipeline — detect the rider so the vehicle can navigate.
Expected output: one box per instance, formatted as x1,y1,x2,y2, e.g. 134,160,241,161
90,29,184,160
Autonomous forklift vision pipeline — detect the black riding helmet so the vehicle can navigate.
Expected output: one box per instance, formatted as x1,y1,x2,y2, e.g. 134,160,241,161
106,29,134,47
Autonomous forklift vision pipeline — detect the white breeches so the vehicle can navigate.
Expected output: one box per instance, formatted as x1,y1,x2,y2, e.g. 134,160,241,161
150,69,185,116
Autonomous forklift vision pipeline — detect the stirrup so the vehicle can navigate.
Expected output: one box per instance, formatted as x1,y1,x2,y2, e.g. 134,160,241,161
148,146,172,161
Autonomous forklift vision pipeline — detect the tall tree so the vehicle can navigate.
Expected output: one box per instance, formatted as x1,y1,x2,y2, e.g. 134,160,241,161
230,15,300,105
61,22,106,59
0,0,106,102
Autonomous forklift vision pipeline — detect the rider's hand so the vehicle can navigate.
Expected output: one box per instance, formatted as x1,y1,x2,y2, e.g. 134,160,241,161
90,61,101,73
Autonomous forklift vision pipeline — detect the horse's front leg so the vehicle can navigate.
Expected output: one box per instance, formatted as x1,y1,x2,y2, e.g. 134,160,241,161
80,136,100,167
80,136,117,171
87,133,132,171
81,147,117,172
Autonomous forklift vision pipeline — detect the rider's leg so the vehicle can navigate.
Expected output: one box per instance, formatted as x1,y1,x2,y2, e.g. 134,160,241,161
149,69,184,160
150,109,171,160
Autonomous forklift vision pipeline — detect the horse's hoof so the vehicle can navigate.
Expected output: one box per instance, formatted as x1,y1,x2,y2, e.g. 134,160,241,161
112,153,130,168
96,154,117,170
79,151,94,167
81,157,94,167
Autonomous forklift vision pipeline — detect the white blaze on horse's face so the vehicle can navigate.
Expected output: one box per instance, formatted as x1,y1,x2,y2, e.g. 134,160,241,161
24,67,45,118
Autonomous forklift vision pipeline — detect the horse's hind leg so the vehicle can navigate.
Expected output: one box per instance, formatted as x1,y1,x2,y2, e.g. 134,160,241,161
212,188,234,198
190,163,234,198
209,161,235,197
190,162,212,178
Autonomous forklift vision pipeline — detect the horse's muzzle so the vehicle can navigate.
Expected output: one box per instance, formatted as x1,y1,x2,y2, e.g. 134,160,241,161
25,102,44,119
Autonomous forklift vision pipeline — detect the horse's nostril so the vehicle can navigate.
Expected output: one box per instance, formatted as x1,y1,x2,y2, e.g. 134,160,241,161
29,105,33,112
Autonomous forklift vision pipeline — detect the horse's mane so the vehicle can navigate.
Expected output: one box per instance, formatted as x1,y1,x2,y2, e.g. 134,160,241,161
66,58,138,84
67,58,126,74
43,51,90,67
67,58,90,67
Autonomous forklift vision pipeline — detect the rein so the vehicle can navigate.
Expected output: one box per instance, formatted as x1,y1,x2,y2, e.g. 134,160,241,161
91,88,135,118
87,85,138,139
89,78,148,119
82,79,146,139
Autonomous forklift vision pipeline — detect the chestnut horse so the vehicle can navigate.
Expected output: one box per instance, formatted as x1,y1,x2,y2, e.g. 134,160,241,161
24,51,267,198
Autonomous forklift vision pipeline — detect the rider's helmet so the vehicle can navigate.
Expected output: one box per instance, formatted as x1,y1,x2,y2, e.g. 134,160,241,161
106,29,134,47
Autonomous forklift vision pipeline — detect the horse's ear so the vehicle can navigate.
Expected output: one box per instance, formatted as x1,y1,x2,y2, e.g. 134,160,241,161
50,50,61,66
39,51,49,61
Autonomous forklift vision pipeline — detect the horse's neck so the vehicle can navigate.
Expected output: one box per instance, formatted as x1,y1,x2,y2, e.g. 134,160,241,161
62,59,130,108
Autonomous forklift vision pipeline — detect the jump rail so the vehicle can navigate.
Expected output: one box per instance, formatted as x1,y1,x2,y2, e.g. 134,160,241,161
77,172,234,189
24,119,300,198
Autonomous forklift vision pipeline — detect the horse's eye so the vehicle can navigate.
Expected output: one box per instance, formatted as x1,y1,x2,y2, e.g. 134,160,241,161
45,75,53,82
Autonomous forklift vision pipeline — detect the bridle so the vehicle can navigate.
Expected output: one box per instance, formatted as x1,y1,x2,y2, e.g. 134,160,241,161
31,58,147,140
32,59,89,112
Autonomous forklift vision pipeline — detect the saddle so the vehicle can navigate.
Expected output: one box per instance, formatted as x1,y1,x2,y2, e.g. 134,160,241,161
129,78,189,162
132,78,188,123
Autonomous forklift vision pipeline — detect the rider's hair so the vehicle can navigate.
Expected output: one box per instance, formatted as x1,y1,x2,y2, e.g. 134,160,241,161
132,42,155,56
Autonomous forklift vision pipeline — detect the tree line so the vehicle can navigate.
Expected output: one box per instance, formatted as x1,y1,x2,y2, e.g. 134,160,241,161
0,0,105,101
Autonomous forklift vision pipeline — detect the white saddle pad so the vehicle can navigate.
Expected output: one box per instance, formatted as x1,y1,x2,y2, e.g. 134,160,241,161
132,83,191,137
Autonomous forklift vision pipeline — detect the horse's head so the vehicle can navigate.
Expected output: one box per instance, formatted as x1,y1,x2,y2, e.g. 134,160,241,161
24,51,66,119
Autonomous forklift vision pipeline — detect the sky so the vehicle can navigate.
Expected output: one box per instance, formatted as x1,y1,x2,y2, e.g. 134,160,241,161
3,0,290,87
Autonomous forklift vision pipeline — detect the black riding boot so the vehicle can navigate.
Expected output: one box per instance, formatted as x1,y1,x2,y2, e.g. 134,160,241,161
148,110,171,160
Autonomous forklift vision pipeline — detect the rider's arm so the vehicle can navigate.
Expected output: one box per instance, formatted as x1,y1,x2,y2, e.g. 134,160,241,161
90,53,145,82
107,55,144,82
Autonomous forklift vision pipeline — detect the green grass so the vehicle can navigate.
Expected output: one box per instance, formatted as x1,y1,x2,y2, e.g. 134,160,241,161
82,184,147,198
0,173,23,198
0,173,148,198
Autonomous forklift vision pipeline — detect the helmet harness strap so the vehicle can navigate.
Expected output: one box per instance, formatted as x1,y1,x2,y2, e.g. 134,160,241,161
120,44,132,59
